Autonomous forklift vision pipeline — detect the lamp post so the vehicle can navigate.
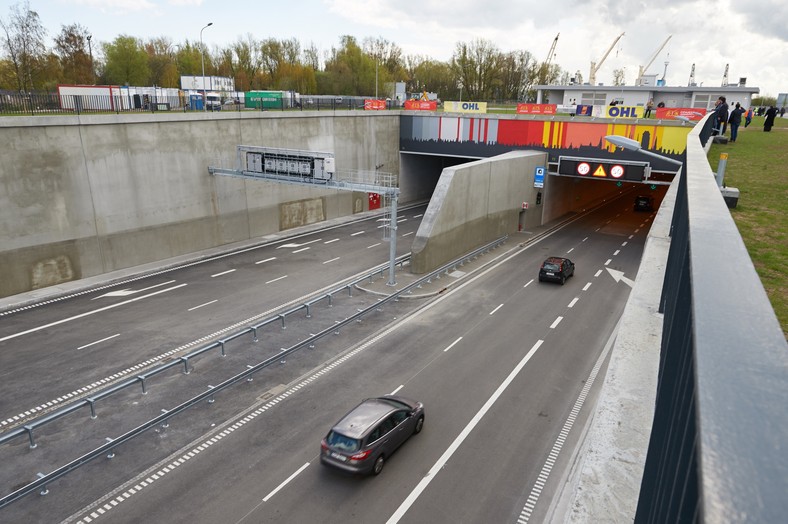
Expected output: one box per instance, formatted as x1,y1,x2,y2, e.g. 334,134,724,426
86,34,94,84
604,135,683,168
200,22,213,111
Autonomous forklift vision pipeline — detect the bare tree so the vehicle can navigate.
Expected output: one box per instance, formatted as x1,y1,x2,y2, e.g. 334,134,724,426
451,39,502,100
53,23,93,84
613,68,625,86
0,0,47,91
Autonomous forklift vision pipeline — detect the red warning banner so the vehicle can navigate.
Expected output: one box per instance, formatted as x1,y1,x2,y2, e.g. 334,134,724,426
404,100,437,111
516,103,557,114
655,107,706,120
364,99,387,110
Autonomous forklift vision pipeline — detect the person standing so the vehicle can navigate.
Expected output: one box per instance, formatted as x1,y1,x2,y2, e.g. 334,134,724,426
728,103,745,142
644,98,654,118
744,106,753,127
764,106,777,131
713,96,729,135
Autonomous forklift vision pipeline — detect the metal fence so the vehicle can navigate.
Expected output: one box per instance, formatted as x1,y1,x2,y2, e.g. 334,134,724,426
635,115,788,522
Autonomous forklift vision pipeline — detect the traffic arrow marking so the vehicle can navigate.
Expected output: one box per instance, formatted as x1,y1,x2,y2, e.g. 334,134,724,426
606,268,635,288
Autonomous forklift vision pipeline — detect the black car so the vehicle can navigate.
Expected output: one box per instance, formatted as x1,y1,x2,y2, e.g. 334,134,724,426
634,195,654,212
320,395,425,476
538,257,575,285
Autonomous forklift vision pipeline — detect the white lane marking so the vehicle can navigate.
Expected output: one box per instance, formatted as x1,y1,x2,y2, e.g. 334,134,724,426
397,218,407,223
613,250,620,256
402,231,414,237
292,247,310,254
255,257,276,265
568,298,579,308
566,248,574,253
583,282,592,291
634,228,640,233
351,231,365,236
188,300,217,312
211,269,236,278
265,275,288,284
628,234,634,239
323,257,340,264
443,337,463,353
524,279,534,288
594,269,602,278
412,213,423,218
0,284,188,343
367,243,382,249
386,340,545,524
604,259,612,266
606,268,636,288
489,304,504,315
262,462,310,502
621,241,628,247
92,280,176,299
550,317,563,329
77,334,120,350
277,239,322,249
391,385,404,395
517,317,619,523
324,239,339,244
582,237,588,242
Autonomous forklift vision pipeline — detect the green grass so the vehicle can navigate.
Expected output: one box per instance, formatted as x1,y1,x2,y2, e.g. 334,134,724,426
708,115,788,338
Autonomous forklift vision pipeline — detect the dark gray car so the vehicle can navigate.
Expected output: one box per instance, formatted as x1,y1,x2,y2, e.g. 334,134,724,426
320,395,425,475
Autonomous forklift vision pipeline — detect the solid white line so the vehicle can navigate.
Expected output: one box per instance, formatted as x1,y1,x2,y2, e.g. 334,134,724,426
265,275,288,284
211,269,236,278
77,333,120,350
443,337,463,352
390,385,404,395
367,243,382,249
292,247,310,253
386,340,544,524
188,300,217,311
550,316,563,329
262,462,310,502
568,298,579,308
351,231,365,236
323,257,340,264
489,304,504,315
255,257,276,265
324,238,340,244
0,284,188,343
91,280,176,300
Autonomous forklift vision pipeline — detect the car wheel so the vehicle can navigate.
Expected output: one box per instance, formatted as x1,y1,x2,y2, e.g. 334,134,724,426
372,455,385,476
561,275,566,285
414,415,424,434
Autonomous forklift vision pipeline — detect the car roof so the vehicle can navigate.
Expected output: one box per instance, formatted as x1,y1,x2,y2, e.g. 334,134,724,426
544,257,569,264
331,397,412,439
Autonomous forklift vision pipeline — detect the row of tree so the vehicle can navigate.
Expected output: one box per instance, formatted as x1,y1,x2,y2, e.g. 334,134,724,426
2,1,584,101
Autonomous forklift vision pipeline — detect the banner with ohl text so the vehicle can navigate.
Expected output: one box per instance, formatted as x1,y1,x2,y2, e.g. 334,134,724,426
516,103,557,114
605,105,644,119
404,100,437,111
364,99,386,110
655,107,706,120
444,101,488,114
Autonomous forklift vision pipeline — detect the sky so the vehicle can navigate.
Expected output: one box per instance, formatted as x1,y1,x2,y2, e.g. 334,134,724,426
10,0,788,98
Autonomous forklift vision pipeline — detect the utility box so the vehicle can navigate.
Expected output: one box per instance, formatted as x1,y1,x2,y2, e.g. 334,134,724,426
721,187,740,208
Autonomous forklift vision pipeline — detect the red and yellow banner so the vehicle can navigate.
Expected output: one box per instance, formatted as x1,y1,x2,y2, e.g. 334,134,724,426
655,107,706,120
516,103,557,114
404,100,437,111
364,99,386,110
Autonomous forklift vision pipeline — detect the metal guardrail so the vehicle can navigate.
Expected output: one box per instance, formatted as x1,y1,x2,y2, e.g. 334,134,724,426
635,115,788,521
0,237,507,509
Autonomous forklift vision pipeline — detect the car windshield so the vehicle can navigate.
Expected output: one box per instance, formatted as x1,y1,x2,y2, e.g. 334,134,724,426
543,262,560,271
326,431,360,452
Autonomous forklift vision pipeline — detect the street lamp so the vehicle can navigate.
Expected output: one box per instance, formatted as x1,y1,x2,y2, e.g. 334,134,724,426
604,135,683,168
200,22,213,112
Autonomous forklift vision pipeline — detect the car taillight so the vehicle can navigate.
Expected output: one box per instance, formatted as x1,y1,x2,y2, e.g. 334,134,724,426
321,440,329,451
350,449,371,461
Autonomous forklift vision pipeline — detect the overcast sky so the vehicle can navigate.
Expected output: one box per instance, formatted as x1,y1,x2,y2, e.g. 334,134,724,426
14,0,788,98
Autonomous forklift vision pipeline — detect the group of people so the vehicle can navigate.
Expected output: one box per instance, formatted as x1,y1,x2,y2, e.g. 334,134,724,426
713,96,781,141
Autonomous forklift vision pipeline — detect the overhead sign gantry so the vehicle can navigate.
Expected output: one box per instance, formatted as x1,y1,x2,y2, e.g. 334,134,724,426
209,146,401,285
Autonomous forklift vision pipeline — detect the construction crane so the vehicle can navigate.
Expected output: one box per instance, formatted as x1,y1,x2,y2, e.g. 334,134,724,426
688,63,696,86
538,33,560,85
721,63,729,86
636,35,672,85
545,33,559,66
589,32,625,86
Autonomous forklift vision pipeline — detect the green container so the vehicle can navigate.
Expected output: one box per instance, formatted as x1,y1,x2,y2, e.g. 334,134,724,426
245,91,284,109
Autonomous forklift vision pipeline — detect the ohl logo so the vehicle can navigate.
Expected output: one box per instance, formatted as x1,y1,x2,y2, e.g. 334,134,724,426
462,102,480,110
608,106,638,118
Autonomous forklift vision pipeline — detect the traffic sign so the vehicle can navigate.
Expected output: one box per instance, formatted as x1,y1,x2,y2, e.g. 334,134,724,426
557,156,649,182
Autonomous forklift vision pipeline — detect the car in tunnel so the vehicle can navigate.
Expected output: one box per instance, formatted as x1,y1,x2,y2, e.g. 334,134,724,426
538,257,575,285
320,395,425,476
634,195,655,212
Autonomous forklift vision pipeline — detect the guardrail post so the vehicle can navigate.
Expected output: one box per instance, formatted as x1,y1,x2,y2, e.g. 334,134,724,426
305,303,312,318
87,398,97,419
218,339,226,357
36,473,48,495
279,314,287,329
180,357,190,375
251,327,259,342
279,349,286,365
25,425,37,449
137,375,148,395
105,437,115,459
206,386,215,404
160,409,170,429
246,365,254,382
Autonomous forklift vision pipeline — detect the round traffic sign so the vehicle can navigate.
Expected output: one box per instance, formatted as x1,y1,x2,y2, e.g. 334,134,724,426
610,164,625,178
577,162,591,175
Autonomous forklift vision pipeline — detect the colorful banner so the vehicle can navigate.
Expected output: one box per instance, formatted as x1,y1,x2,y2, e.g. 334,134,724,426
364,99,387,110
404,99,437,111
606,105,644,118
576,105,593,116
443,101,488,114
655,107,706,120
516,103,557,114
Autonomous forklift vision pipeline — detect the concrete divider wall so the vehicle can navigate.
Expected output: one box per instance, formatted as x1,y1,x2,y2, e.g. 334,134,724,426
0,112,399,298
410,150,547,274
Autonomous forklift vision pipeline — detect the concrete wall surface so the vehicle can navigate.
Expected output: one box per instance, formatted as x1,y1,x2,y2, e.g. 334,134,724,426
410,150,547,274
0,112,399,298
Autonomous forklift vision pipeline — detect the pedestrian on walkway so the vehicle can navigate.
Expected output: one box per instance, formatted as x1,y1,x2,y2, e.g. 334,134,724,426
728,103,745,142
744,107,753,127
713,96,729,135
764,106,777,132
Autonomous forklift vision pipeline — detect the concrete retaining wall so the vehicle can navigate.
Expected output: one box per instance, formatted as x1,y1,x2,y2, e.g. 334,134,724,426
410,150,547,274
0,112,399,298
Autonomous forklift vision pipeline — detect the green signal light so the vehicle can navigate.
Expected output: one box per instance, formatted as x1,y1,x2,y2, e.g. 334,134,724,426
616,181,623,187
650,184,657,190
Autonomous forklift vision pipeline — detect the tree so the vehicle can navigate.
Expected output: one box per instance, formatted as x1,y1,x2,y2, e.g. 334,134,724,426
101,35,150,86
323,36,375,95
499,50,537,100
53,23,92,84
451,39,502,100
232,35,262,90
0,0,48,91
613,68,625,86
144,37,178,88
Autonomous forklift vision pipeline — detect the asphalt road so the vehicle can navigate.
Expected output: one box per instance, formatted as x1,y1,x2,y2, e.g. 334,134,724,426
0,192,659,523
